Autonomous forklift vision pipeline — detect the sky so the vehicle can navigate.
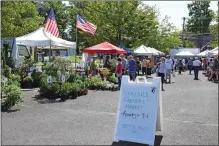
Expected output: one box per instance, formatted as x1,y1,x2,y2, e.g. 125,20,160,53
144,1,218,30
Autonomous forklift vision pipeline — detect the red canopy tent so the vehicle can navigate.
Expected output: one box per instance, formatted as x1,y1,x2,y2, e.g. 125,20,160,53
83,41,127,54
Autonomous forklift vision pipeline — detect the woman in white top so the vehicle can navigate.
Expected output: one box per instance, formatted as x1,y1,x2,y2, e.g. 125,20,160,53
157,57,166,91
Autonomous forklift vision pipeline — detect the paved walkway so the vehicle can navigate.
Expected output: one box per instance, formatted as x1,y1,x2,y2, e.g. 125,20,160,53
2,71,218,145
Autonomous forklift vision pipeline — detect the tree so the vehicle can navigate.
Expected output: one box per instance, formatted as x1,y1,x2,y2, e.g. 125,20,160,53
68,1,161,52
155,16,182,53
1,1,44,37
209,10,218,48
186,1,214,34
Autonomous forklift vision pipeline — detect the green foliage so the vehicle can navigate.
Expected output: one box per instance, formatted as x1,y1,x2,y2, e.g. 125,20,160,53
107,75,118,84
101,68,110,77
210,10,218,48
184,40,197,48
45,57,73,76
19,57,35,83
1,1,44,37
186,1,213,34
1,75,22,111
108,59,117,73
31,70,42,87
8,74,21,87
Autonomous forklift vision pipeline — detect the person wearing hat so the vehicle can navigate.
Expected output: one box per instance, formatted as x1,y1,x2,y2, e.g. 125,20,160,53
193,57,201,80
187,58,193,75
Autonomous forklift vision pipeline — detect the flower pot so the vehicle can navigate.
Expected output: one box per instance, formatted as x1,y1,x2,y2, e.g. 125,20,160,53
70,91,78,99
83,89,88,95
22,81,33,89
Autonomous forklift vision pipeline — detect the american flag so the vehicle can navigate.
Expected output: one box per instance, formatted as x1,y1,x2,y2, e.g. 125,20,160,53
44,7,59,37
76,13,97,35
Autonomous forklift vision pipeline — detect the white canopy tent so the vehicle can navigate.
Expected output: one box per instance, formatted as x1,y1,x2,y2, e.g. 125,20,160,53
208,47,218,57
16,27,76,49
134,45,165,56
175,51,194,57
197,50,209,57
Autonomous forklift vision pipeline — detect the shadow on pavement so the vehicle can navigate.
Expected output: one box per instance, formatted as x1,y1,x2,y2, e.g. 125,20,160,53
1,109,20,113
32,95,67,104
111,135,163,146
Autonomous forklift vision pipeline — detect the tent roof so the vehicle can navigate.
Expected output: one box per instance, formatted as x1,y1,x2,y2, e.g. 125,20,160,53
119,45,134,55
134,45,164,55
175,51,194,56
197,50,209,56
83,41,126,54
16,27,76,49
209,47,218,53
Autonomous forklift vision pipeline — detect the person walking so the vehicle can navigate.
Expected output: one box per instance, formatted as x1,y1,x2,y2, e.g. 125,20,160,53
193,57,201,80
157,57,166,91
142,57,147,75
128,55,136,81
178,59,183,74
116,57,122,88
165,55,173,83
136,58,141,76
120,54,127,75
187,58,193,75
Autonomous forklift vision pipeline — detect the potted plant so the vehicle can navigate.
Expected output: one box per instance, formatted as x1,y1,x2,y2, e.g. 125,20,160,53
69,83,79,99
59,82,71,101
22,76,33,88
101,68,110,81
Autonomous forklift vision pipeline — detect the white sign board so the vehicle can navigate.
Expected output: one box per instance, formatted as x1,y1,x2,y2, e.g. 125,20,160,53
47,75,52,84
114,76,159,145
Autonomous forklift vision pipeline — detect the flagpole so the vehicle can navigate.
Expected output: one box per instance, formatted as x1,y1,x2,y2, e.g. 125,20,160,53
75,13,78,70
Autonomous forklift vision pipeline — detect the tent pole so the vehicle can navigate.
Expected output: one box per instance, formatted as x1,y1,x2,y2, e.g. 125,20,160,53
49,33,51,61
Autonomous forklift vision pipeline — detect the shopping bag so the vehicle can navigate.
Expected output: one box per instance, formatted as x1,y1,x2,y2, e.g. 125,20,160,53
172,70,176,77
156,69,159,77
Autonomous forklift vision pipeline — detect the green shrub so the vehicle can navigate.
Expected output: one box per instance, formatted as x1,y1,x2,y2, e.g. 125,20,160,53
60,82,72,100
1,82,22,111
31,70,42,87
101,68,110,78
107,75,118,84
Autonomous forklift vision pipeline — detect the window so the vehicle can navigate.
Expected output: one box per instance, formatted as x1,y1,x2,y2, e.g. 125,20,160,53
18,45,30,56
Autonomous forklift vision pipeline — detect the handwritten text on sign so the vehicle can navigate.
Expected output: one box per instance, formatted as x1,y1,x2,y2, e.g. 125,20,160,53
115,84,158,145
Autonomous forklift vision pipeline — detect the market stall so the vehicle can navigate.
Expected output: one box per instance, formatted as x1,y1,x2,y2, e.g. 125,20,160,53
175,51,194,57
83,41,126,54
134,45,165,75
197,50,209,57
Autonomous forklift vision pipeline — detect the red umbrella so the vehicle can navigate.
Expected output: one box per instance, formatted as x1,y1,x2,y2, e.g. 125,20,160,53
83,41,126,54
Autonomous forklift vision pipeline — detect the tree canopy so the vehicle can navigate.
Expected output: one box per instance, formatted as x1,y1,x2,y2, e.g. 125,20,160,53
1,1,182,54
1,1,44,37
186,1,214,34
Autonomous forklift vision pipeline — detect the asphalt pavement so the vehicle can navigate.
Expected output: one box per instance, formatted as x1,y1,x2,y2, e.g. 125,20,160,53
1,71,218,145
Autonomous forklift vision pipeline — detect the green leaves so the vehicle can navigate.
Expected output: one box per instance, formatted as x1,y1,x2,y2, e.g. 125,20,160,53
186,1,213,34
1,1,182,54
1,1,44,37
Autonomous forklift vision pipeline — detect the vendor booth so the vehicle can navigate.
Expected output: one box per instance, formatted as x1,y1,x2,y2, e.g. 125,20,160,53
197,50,209,57
175,51,194,57
83,41,126,54
15,27,76,61
134,45,165,75
208,47,218,57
